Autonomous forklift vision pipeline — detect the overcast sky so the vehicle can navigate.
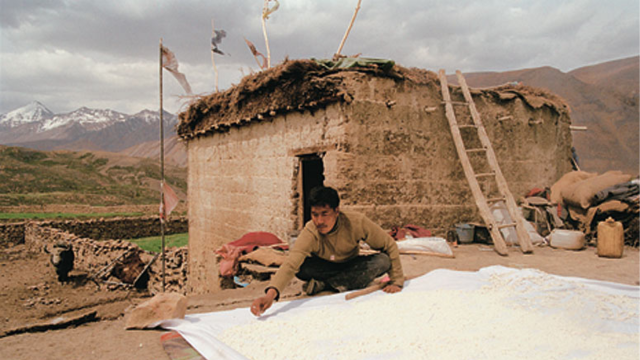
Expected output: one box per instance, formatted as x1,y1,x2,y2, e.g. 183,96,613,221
1,0,638,115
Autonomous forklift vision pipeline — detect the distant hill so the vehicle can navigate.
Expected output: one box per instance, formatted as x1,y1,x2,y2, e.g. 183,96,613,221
0,103,186,167
569,57,639,95
0,145,186,207
450,56,639,175
120,135,187,168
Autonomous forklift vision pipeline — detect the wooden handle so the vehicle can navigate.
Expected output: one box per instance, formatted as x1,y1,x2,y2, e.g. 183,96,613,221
345,283,385,300
400,250,455,258
345,274,419,301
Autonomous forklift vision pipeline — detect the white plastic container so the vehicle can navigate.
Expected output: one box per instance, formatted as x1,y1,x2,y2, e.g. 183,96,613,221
490,201,517,245
549,229,585,250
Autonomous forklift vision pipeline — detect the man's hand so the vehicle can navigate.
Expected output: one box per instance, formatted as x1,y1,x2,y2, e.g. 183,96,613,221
382,284,402,294
250,288,278,316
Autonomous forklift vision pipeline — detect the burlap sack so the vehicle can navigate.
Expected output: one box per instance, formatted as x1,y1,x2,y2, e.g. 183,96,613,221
562,171,633,209
550,171,597,205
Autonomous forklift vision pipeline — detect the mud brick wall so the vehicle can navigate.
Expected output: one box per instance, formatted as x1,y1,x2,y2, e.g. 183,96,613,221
185,71,572,294
0,222,26,247
187,105,347,293
334,75,573,233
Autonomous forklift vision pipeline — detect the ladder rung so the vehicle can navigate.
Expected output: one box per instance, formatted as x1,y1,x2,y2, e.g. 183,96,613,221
458,124,476,129
486,197,505,203
466,147,486,153
475,172,495,178
497,223,517,229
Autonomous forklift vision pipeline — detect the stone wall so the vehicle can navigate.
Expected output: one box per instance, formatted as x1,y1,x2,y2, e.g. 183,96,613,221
24,222,188,294
0,222,25,247
0,216,188,248
0,204,186,215
24,224,140,271
148,247,188,295
42,216,188,240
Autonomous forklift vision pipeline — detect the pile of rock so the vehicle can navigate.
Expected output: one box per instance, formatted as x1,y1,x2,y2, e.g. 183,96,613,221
24,221,189,293
0,222,25,247
149,247,188,295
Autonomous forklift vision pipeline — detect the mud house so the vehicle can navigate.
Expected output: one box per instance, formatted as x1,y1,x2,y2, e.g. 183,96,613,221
177,59,573,293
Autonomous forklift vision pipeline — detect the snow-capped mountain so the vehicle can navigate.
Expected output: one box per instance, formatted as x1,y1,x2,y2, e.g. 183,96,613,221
0,101,53,127
41,107,128,132
0,102,178,153
130,109,166,125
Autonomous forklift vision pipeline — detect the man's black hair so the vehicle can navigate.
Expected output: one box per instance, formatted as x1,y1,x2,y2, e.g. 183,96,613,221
309,186,340,209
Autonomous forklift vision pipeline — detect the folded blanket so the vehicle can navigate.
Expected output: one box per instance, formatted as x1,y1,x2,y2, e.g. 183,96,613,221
592,179,639,206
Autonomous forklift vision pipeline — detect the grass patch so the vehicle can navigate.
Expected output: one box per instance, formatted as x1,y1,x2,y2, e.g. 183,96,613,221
0,212,144,221
128,233,189,253
0,145,186,206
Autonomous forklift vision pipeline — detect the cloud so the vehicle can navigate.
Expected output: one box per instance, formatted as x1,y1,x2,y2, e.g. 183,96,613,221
0,0,66,30
0,0,637,115
0,49,159,113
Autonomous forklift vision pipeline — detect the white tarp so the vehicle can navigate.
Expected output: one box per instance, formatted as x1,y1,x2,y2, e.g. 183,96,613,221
159,266,639,360
396,237,453,255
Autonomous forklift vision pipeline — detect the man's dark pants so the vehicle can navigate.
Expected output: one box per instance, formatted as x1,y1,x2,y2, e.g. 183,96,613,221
295,253,391,291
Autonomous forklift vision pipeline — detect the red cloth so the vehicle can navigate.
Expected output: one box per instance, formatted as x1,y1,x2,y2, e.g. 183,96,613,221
526,187,550,200
215,232,288,277
389,224,432,240
159,182,180,221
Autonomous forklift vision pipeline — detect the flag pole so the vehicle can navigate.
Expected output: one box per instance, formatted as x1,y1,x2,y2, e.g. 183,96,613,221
211,18,219,92
261,0,271,68
159,38,166,292
336,0,362,57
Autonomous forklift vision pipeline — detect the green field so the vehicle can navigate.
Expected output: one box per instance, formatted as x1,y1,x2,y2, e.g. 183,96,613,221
128,233,188,253
0,145,186,207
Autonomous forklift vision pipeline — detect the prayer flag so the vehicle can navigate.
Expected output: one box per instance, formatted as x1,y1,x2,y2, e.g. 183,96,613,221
161,45,192,94
262,0,280,19
244,38,268,70
211,29,227,55
159,182,180,221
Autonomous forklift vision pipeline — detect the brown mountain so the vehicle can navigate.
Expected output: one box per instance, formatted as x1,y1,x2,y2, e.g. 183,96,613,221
0,145,187,207
570,56,639,94
0,107,179,157
450,56,639,175
120,135,187,168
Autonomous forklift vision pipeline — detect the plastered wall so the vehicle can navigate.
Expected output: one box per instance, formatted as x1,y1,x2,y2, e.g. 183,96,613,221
187,105,347,293
186,73,573,294
334,75,572,232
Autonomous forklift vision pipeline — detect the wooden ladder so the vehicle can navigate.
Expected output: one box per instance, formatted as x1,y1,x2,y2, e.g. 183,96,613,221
438,69,533,255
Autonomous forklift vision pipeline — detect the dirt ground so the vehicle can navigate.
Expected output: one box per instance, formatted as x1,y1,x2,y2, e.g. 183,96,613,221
1,243,638,360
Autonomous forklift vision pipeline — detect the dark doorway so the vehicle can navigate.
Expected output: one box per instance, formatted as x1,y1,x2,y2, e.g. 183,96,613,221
299,154,325,225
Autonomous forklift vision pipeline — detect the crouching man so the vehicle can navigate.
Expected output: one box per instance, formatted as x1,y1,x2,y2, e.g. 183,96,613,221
251,186,404,316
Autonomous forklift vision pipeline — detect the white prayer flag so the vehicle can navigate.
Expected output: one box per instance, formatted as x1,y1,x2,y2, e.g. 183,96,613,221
161,45,192,95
